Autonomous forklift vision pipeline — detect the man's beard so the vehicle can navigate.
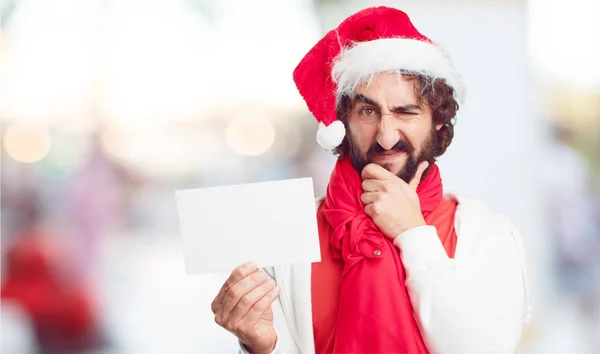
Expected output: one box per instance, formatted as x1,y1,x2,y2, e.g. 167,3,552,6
347,126,439,183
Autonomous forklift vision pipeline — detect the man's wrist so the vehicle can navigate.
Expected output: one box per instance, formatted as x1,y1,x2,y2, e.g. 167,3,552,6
241,336,277,354
395,219,427,236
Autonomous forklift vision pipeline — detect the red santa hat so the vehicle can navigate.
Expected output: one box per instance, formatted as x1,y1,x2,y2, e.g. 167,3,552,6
293,6,464,150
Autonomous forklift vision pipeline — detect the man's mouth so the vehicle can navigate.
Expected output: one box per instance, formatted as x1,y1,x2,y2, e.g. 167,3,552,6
378,150,406,157
375,151,407,162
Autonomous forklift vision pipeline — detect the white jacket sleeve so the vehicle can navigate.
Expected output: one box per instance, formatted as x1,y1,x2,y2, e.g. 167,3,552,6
393,218,531,354
238,267,300,354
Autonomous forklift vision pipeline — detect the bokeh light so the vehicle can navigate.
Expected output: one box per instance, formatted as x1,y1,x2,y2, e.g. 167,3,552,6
100,127,138,161
101,126,205,178
3,121,53,163
225,115,276,156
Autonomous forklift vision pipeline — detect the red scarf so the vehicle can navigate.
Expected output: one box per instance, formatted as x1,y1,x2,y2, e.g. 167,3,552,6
315,157,445,353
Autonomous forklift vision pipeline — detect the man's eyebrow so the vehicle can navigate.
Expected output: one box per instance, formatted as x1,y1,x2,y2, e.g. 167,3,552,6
391,104,422,113
353,94,380,109
353,94,421,113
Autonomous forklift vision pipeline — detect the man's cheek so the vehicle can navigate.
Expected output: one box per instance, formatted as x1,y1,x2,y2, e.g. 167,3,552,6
356,141,372,158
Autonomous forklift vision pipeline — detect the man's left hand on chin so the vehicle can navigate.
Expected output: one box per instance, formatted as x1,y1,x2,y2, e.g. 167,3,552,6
360,161,429,239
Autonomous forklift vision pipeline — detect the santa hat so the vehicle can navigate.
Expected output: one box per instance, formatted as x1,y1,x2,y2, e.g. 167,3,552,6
293,6,464,150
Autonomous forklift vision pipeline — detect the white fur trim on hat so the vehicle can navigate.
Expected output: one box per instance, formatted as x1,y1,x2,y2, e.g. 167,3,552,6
332,37,465,103
316,121,346,150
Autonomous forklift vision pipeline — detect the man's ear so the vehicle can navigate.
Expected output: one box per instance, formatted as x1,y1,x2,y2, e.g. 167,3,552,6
435,123,443,131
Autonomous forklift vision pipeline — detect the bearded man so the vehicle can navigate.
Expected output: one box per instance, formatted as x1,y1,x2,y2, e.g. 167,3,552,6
211,6,532,354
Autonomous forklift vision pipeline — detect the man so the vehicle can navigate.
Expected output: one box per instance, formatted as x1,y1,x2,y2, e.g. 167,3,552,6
211,6,531,354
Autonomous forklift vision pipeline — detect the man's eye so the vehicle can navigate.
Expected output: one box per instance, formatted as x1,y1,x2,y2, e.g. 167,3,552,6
360,107,375,116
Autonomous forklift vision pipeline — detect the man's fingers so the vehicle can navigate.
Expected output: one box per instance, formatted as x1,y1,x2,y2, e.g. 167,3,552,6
224,261,258,290
364,203,378,217
361,179,387,192
212,261,258,313
361,163,395,181
225,278,278,328
238,286,281,326
409,161,430,190
220,270,270,320
360,191,379,205
211,298,219,314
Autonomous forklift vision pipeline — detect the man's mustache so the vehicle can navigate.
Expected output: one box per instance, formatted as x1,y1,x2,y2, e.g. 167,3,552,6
367,139,414,156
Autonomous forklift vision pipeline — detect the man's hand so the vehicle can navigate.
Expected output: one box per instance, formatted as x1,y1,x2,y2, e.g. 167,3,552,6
211,261,280,354
360,161,429,239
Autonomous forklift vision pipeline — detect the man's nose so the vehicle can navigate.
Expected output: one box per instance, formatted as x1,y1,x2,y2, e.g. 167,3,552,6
376,117,400,150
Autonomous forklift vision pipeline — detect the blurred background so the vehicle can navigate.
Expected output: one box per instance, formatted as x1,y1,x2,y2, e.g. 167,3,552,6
1,0,598,353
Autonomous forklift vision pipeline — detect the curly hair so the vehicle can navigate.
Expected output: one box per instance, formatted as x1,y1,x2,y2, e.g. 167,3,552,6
333,72,459,160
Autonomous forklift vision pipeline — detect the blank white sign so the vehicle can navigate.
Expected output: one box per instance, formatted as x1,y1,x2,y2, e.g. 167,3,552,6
176,177,321,275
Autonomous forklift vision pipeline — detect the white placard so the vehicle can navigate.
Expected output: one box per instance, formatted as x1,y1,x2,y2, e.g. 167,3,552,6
176,178,321,275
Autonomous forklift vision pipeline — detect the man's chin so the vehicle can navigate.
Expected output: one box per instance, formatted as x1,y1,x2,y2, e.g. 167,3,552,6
373,156,406,174
373,159,416,183
376,161,405,176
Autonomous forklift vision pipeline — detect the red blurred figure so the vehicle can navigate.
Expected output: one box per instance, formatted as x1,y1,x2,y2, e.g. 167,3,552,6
1,226,104,353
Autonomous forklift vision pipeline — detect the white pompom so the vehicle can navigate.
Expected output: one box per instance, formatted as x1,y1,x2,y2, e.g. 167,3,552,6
316,121,346,150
